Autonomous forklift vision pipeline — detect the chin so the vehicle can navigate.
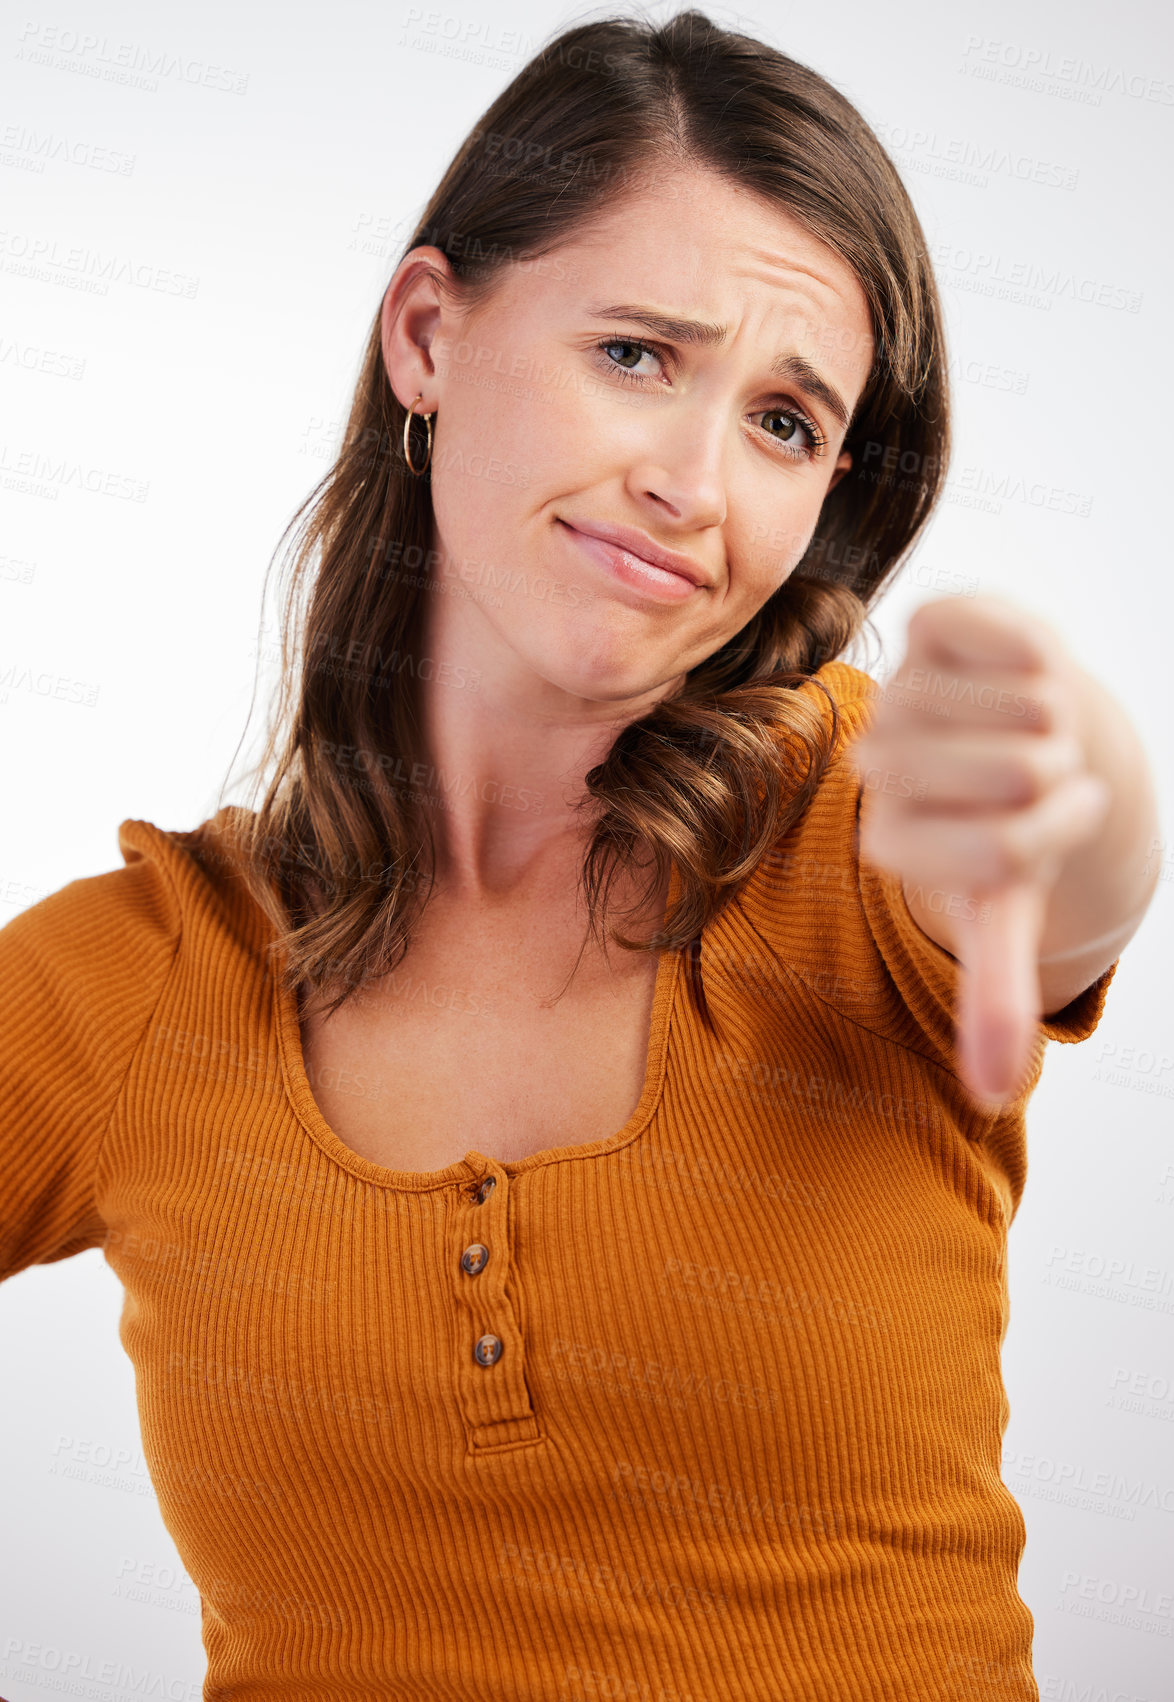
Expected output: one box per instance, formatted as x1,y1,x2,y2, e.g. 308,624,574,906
531,635,677,707
550,662,665,707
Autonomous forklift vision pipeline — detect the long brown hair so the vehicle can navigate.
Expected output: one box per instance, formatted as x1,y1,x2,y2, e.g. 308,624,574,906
206,7,950,1027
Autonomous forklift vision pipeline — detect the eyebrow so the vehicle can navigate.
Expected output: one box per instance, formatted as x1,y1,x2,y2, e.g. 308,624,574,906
585,302,853,434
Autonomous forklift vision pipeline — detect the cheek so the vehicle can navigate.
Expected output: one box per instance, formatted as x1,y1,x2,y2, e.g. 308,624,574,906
433,361,606,538
427,426,534,559
733,493,825,594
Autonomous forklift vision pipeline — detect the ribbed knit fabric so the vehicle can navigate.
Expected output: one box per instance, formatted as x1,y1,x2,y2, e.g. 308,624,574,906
1,659,1118,1701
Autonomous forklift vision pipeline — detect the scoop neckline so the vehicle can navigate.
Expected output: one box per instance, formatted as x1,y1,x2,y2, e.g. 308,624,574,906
271,862,684,1192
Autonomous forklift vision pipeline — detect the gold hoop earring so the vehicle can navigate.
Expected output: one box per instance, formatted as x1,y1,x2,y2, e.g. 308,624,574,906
403,393,433,475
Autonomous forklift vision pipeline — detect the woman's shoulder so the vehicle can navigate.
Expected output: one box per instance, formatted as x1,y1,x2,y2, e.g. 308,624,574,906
796,656,882,751
807,655,877,700
116,804,272,954
0,806,268,994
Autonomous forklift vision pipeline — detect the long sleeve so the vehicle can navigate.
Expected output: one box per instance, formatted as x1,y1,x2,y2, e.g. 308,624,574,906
0,837,181,1282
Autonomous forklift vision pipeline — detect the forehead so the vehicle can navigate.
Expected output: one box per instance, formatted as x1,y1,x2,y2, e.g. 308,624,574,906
501,164,876,407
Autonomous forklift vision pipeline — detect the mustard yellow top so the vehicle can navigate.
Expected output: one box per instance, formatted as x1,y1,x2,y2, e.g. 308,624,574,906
1,659,1117,1699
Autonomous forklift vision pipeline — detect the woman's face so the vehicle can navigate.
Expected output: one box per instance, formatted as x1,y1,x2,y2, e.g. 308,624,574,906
383,162,875,715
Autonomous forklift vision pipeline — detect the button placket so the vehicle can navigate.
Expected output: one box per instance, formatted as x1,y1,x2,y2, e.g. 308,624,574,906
450,1162,541,1448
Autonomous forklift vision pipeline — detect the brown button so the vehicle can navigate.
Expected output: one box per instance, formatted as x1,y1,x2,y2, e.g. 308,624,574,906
461,1243,489,1275
472,1176,497,1204
473,1334,503,1367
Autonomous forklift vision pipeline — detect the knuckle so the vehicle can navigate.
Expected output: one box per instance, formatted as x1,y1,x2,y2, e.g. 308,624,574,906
977,825,1025,885
1033,734,1082,792
1019,676,1059,728
998,753,1040,805
1054,732,1086,775
1008,741,1063,803
906,602,939,642
859,808,900,868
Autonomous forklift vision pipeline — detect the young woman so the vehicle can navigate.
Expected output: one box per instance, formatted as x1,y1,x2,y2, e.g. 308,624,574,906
2,10,1158,1698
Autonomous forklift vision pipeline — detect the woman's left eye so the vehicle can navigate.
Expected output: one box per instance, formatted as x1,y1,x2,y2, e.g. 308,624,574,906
757,409,818,456
593,337,824,461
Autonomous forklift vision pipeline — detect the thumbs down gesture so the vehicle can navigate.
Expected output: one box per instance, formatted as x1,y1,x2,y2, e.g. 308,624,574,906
843,594,1160,1110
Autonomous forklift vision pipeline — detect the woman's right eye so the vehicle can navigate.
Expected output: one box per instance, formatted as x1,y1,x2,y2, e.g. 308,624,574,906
594,336,664,381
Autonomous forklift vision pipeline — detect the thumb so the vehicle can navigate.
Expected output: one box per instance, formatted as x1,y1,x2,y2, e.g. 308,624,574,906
954,878,1049,1110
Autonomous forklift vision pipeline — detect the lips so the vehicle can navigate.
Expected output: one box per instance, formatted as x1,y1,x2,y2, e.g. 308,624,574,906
558,518,712,588
558,519,707,606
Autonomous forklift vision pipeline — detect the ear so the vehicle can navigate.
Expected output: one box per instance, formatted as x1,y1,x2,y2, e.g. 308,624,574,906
827,448,852,493
379,246,452,409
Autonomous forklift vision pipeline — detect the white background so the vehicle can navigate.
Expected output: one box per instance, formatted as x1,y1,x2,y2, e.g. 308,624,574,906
1,0,1171,1695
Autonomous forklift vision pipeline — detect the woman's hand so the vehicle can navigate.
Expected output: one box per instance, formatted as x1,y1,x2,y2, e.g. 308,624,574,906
843,594,1116,1110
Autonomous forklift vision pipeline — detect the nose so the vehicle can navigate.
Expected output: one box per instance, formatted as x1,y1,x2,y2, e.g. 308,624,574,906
624,403,728,530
